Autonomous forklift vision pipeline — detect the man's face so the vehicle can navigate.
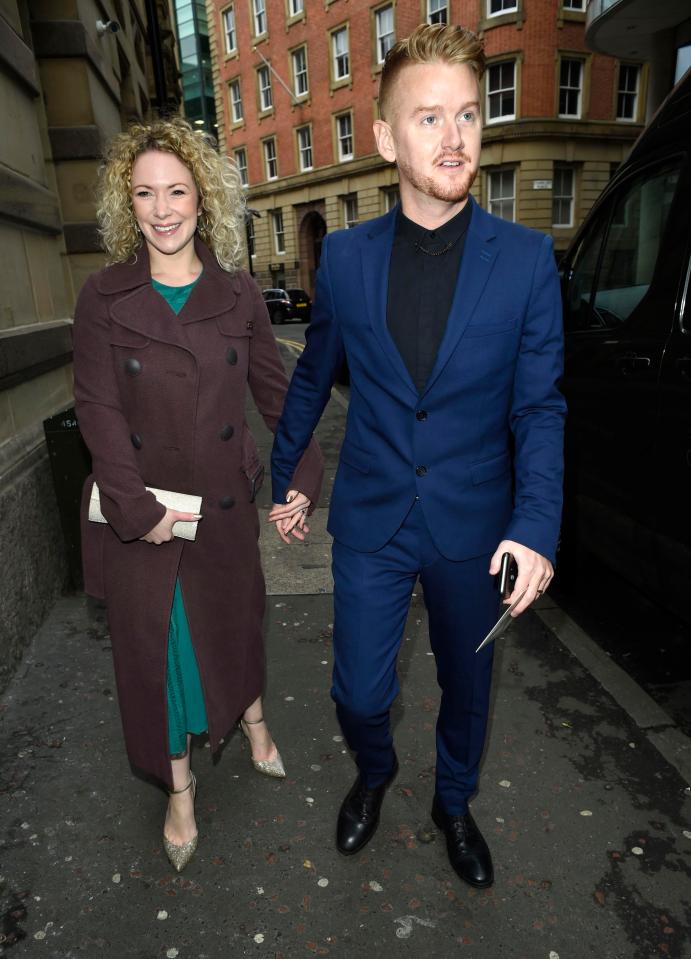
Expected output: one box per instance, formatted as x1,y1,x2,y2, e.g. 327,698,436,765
374,61,482,216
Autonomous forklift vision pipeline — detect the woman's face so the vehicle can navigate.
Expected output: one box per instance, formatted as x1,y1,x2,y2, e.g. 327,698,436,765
131,150,200,261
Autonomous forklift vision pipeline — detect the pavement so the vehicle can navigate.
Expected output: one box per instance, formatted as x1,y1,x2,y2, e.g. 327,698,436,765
1,342,690,959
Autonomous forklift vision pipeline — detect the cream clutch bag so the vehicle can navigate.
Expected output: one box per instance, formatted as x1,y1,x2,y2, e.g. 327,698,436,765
88,482,202,542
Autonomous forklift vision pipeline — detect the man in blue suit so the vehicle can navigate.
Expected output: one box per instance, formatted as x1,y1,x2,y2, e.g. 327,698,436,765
269,23,565,888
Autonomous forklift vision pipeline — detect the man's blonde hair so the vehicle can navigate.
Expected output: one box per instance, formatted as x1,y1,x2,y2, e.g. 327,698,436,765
379,23,486,120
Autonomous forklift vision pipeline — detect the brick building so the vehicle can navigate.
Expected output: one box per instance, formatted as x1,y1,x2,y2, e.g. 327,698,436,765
205,0,646,293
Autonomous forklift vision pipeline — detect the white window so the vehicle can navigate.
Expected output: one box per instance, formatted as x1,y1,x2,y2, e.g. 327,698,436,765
343,195,358,229
488,0,518,14
292,47,308,97
234,147,248,186
253,0,267,36
559,58,582,118
297,126,312,171
229,78,243,123
383,186,400,212
375,6,394,64
258,65,272,111
288,0,303,15
222,5,236,54
552,166,575,227
263,138,277,180
486,61,516,122
617,64,640,121
272,210,285,254
488,168,515,222
336,113,353,161
332,27,349,81
427,0,448,24
562,0,584,9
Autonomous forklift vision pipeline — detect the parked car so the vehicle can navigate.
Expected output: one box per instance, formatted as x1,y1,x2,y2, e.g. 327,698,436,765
559,70,691,625
262,288,312,324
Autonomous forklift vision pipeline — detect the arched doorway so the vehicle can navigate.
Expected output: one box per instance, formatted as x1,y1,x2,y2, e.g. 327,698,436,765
298,210,327,298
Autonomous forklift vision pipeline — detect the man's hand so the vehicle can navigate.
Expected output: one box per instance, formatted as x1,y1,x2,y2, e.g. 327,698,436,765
268,490,311,544
489,539,553,616
141,508,202,544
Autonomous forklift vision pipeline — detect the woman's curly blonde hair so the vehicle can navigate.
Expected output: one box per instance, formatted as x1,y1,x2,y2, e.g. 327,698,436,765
97,116,246,272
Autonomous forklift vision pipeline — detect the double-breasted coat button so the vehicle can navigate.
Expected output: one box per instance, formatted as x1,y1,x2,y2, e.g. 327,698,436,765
416,410,428,421
125,358,142,375
415,465,427,477
226,347,238,365
219,495,235,509
220,424,234,441
131,433,143,449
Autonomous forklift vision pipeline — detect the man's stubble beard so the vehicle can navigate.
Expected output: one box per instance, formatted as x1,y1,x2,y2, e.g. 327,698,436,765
397,155,478,205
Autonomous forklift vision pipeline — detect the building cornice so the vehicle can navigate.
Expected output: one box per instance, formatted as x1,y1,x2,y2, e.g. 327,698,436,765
482,118,644,142
247,153,390,199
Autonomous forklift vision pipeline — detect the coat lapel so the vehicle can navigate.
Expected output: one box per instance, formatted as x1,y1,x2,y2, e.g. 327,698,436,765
360,209,418,397
421,199,499,398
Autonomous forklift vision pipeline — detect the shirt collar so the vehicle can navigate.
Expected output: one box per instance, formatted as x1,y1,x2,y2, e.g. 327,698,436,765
395,200,472,249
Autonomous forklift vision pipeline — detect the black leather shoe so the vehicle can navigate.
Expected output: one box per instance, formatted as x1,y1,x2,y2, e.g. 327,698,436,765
336,759,399,856
431,796,494,888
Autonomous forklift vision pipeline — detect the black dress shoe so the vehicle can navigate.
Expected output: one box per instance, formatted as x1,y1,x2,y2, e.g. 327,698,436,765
336,759,399,856
431,796,494,888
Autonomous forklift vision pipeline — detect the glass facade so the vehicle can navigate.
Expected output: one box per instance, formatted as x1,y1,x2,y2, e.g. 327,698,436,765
173,0,218,134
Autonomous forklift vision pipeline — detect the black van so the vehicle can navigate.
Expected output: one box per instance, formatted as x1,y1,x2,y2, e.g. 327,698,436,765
559,70,691,625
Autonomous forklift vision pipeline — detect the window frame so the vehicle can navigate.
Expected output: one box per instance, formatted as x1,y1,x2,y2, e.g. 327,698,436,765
296,124,313,172
257,63,273,113
558,56,584,119
616,63,641,123
342,195,358,229
287,0,304,16
330,24,350,85
335,111,354,162
271,209,286,256
252,0,267,38
487,0,518,16
427,0,448,25
373,3,395,66
552,165,575,228
228,77,243,124
234,147,248,187
221,4,237,55
262,137,278,181
291,45,309,99
486,59,517,124
562,0,585,9
487,166,516,222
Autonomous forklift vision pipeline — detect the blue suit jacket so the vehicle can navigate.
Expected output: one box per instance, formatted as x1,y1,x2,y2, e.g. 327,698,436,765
271,197,566,563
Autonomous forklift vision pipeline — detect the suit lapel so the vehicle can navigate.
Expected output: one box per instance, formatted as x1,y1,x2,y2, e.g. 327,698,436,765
360,210,418,397
421,199,499,398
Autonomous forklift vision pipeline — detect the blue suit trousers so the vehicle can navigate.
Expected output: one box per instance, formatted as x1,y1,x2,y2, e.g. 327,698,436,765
331,499,498,816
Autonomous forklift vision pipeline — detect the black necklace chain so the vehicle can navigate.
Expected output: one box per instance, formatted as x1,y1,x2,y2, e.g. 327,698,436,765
414,239,454,256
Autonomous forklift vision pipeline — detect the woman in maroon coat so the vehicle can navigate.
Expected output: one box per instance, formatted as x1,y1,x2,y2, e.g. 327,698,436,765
73,118,322,871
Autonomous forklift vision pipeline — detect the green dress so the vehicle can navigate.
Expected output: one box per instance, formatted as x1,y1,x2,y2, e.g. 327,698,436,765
151,277,208,756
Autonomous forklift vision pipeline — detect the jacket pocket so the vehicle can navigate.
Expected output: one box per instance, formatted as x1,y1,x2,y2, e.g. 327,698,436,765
339,440,371,475
464,317,517,338
471,451,511,485
217,313,255,338
109,328,151,349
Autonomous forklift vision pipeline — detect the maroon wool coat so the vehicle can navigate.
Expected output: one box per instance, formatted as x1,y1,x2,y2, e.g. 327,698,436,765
72,238,323,788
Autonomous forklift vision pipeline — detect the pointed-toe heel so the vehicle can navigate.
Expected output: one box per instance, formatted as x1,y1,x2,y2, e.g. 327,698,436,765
240,717,287,779
163,772,198,873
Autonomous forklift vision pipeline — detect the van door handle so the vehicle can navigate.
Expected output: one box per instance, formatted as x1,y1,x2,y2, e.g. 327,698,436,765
676,357,691,376
616,353,651,374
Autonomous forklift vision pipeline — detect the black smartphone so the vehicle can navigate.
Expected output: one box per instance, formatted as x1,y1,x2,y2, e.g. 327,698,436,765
499,552,518,600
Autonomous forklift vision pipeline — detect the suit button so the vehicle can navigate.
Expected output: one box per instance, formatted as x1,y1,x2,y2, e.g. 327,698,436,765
219,496,235,509
226,347,238,366
125,358,142,375
416,410,428,421
131,433,143,450
220,424,234,441
415,465,427,477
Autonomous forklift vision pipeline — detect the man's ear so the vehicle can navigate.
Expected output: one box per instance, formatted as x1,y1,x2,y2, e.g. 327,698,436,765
373,119,395,163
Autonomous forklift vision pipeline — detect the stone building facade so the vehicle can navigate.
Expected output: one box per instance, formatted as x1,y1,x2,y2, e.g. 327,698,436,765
0,0,178,688
205,0,646,292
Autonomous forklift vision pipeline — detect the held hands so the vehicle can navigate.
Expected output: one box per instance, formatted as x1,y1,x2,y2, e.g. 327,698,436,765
268,490,311,544
141,508,202,544
489,539,553,617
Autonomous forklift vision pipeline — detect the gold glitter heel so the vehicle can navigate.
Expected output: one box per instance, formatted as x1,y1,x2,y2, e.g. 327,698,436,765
163,772,198,872
240,717,286,779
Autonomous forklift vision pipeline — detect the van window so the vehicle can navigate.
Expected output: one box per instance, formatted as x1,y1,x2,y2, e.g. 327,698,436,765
565,162,681,332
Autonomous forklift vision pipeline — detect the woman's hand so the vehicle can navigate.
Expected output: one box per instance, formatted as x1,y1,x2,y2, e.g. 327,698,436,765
268,490,311,544
141,508,202,544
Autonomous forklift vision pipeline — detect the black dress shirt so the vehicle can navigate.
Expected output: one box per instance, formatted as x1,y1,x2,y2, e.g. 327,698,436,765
387,201,472,394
